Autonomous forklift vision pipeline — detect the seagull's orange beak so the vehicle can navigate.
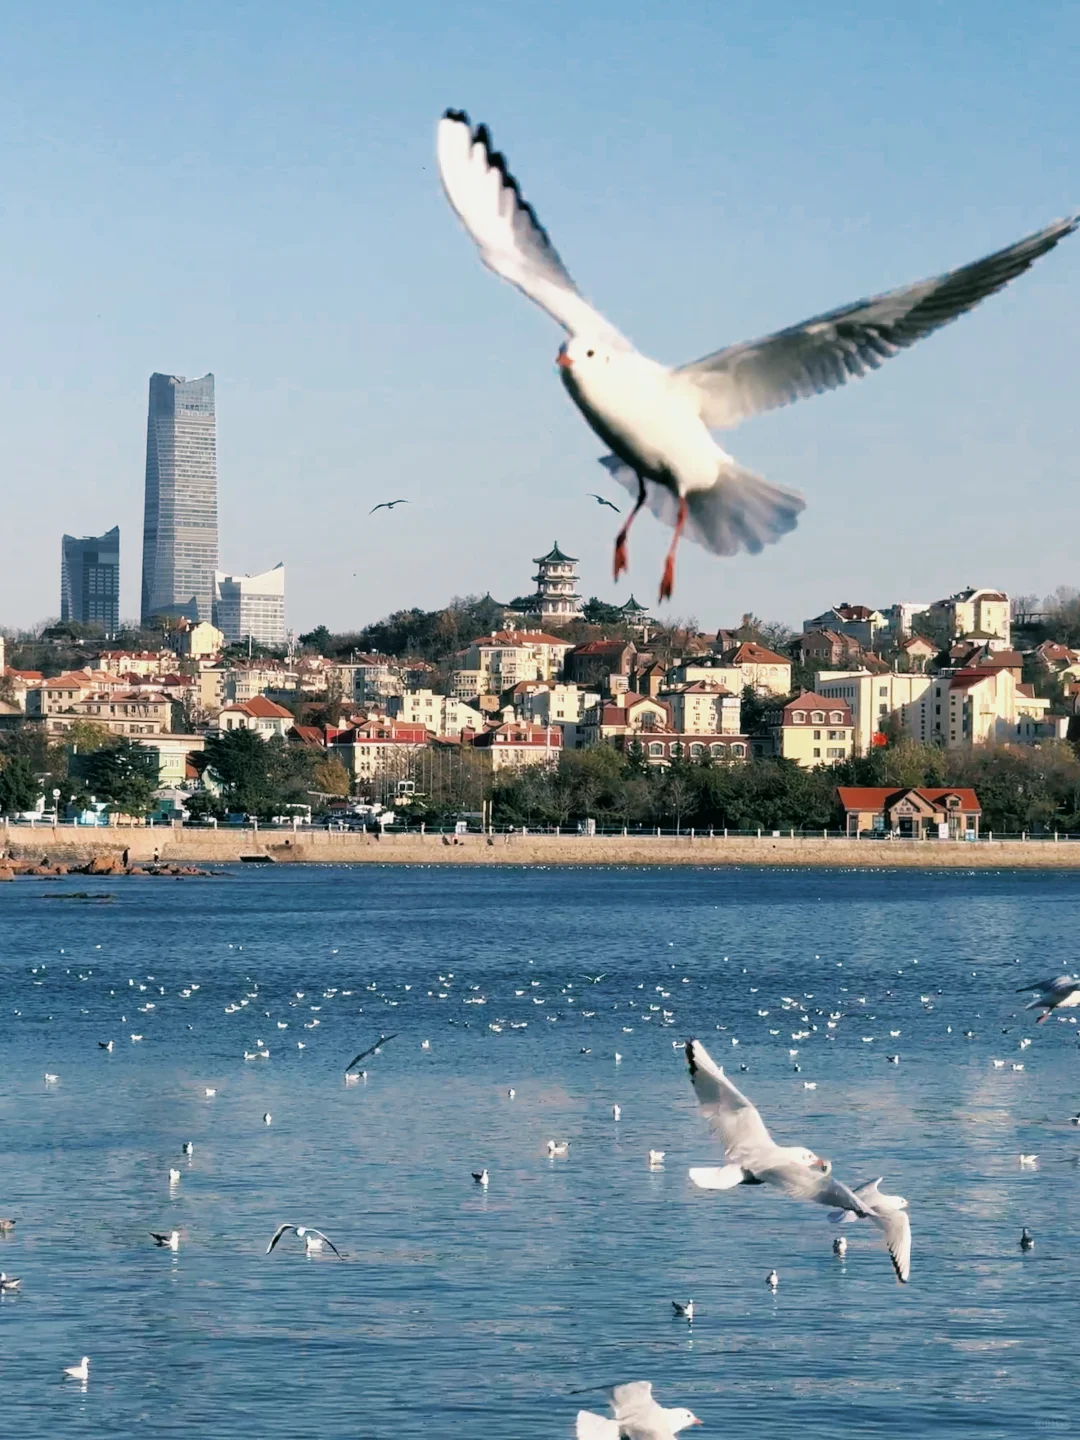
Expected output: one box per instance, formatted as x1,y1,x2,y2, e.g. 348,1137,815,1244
556,350,572,370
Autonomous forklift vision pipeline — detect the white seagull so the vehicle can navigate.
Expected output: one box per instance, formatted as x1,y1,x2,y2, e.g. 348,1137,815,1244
576,1380,702,1439
437,109,1077,601
63,1356,90,1381
684,1039,909,1281
1016,974,1080,1024
150,1229,180,1250
265,1223,342,1258
828,1178,912,1284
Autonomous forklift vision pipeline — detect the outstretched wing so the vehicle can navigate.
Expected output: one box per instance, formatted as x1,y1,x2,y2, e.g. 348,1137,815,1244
437,110,630,347
575,1412,620,1440
685,1038,774,1163
265,1223,294,1254
675,216,1079,428
759,1163,870,1215
609,1381,654,1420
345,1034,399,1072
869,1206,912,1284
1016,975,1075,996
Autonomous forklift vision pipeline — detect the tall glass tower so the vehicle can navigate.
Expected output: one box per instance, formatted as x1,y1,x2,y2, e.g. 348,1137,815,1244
140,373,218,625
61,526,120,634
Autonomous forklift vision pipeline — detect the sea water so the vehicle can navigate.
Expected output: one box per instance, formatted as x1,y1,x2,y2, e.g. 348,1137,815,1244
0,864,1077,1438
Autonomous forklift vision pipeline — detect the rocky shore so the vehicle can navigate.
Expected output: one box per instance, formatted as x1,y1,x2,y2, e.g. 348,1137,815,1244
0,855,213,881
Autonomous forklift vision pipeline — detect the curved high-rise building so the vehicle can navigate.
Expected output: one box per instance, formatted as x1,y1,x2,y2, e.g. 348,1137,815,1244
140,373,218,625
214,563,287,648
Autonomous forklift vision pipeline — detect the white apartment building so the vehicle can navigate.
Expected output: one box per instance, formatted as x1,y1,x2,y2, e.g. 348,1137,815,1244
928,587,1011,646
658,681,742,736
453,630,572,697
388,689,483,736
817,671,933,752
820,666,1062,750
213,563,286,648
515,682,598,727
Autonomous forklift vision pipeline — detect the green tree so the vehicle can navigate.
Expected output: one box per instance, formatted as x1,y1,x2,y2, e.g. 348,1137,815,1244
76,739,159,817
203,729,280,816
312,755,351,798
0,754,41,813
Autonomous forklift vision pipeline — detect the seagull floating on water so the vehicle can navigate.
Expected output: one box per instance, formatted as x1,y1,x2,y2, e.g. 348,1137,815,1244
671,1299,694,1320
266,1223,342,1258
547,1140,569,1157
472,1169,489,1187
648,1149,665,1166
63,1356,90,1381
576,1380,702,1439
437,108,1077,600
0,1272,21,1291
151,1230,180,1250
833,1235,848,1256
1020,1227,1035,1251
0,1219,16,1234
168,1168,181,1183
684,1038,910,1281
1019,1154,1038,1167
766,1269,779,1289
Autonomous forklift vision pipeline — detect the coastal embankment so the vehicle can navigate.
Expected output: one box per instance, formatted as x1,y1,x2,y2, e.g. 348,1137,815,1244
5,823,1080,868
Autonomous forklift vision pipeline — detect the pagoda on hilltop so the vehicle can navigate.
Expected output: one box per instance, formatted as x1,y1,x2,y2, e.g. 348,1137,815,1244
532,542,583,624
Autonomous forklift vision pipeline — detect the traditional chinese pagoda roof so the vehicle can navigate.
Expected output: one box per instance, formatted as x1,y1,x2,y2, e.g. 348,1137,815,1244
533,542,577,565
618,594,651,617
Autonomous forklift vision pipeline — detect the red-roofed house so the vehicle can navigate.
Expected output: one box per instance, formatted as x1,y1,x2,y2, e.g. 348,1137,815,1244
453,630,573,698
467,721,562,770
836,786,981,839
330,719,430,785
217,695,295,740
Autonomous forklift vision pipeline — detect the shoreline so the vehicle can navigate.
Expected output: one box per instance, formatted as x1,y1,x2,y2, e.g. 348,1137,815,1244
5,824,1080,869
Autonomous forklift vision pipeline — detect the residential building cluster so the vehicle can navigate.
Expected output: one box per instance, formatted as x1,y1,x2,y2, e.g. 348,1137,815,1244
4,560,1078,816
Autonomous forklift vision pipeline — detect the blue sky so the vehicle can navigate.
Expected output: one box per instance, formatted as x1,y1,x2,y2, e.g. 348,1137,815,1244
1,0,1077,635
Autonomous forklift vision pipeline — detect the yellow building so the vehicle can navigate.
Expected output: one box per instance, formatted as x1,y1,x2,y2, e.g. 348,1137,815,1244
816,670,933,752
765,691,855,767
928,587,1010,645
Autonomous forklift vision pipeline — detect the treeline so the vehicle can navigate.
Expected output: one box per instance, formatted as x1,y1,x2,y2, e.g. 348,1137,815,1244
480,739,1080,834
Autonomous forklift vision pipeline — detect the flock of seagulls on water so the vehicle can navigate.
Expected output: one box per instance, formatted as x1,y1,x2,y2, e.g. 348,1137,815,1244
3,939,1074,1422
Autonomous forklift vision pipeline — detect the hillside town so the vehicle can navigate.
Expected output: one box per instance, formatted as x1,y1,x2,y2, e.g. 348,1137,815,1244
4,547,1080,837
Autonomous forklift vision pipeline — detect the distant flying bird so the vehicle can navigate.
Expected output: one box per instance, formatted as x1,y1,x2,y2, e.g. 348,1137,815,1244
437,108,1078,601
369,499,409,514
345,1034,398,1073
1016,974,1080,1023
587,493,620,512
265,1223,342,1258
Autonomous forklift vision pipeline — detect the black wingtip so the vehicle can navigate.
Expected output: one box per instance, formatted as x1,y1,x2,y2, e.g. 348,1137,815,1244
685,1038,697,1074
443,108,470,124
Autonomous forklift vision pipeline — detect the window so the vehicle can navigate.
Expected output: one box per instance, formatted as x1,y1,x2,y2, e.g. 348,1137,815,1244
813,729,821,740
648,742,664,757
813,747,821,758
830,711,844,723
791,710,805,723
730,743,745,757
827,747,844,758
827,729,841,740
710,743,726,756
811,711,824,723
689,743,704,757
878,703,888,715
879,686,888,696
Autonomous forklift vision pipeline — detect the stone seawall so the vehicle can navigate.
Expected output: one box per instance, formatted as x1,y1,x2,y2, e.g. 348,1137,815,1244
5,823,1080,868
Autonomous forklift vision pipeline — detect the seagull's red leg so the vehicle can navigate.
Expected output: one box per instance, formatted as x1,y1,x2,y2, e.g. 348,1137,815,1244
614,474,647,580
659,497,688,601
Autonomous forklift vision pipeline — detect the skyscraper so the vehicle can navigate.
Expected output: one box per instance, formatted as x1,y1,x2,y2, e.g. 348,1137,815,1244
140,373,218,625
214,564,287,648
61,526,120,634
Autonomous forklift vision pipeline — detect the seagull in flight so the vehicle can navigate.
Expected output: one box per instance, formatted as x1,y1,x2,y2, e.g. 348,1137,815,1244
265,1223,342,1257
576,1380,702,1438
369,499,409,514
828,1177,912,1284
344,1033,398,1073
588,492,620,513
1016,974,1080,1023
684,1038,909,1281
437,109,1077,601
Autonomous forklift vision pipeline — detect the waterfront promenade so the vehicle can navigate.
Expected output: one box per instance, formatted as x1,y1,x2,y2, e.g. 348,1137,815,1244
6,822,1080,868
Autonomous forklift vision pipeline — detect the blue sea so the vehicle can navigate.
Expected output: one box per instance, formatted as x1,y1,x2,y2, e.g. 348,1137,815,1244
1,864,1077,1438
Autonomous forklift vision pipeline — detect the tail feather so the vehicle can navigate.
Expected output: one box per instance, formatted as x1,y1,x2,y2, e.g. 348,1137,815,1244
576,1410,620,1439
599,454,804,557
